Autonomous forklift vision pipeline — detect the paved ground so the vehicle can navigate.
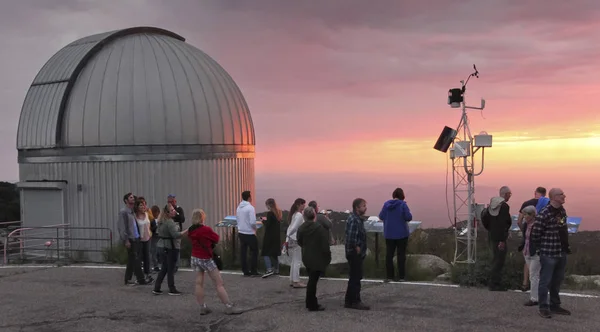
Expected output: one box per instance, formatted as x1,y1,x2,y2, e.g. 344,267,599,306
0,265,599,332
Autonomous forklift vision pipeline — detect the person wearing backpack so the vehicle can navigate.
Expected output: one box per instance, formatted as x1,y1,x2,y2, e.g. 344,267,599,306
187,209,242,315
152,204,187,296
481,186,513,291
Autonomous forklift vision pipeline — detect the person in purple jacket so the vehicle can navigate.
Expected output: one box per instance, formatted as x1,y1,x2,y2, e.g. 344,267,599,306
378,188,413,282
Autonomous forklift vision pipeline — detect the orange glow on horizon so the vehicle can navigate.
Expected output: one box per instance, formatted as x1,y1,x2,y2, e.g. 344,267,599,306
256,131,600,178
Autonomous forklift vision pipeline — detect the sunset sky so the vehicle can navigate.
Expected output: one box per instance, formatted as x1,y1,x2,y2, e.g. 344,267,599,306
1,1,598,228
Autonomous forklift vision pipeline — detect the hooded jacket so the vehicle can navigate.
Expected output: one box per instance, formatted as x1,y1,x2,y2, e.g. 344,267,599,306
297,221,331,271
378,199,413,239
236,200,257,235
482,197,512,242
187,224,219,259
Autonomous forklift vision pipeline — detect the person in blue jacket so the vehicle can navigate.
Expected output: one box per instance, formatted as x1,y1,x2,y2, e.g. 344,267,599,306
378,188,413,282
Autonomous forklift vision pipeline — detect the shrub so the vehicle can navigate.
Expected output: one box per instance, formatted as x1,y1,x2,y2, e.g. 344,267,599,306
450,248,525,289
102,244,128,265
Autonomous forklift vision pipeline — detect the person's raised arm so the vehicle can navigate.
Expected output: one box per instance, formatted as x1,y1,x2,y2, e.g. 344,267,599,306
403,202,413,222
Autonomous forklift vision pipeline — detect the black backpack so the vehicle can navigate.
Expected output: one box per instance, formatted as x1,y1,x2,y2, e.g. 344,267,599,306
481,207,491,230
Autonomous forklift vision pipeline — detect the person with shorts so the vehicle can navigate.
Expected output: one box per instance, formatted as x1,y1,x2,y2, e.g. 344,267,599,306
187,208,242,315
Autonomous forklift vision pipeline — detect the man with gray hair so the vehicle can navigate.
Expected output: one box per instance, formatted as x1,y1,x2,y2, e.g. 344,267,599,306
481,186,512,291
531,188,571,318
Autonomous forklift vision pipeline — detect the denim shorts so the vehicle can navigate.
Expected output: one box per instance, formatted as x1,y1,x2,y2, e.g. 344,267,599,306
191,256,218,272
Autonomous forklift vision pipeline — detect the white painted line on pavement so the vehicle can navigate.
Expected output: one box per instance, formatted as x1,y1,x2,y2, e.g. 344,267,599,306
1,264,598,298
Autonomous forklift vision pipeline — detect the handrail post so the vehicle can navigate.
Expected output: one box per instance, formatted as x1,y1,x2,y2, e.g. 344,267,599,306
56,227,60,263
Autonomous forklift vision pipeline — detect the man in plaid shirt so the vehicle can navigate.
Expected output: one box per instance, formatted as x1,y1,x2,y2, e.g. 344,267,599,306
344,198,370,310
530,188,571,318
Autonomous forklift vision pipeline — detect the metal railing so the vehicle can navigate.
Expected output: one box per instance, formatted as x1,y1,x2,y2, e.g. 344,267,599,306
3,224,112,265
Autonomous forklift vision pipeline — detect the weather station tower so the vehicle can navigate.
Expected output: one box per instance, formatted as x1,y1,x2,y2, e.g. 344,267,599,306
433,65,493,264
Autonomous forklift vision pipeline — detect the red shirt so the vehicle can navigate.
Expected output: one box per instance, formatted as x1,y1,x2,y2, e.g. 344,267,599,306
187,224,219,259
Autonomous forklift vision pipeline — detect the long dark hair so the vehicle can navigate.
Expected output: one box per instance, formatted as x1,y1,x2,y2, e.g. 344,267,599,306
133,199,145,216
265,198,282,221
288,198,306,223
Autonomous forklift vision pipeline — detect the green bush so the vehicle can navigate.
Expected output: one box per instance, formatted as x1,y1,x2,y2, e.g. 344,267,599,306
102,244,128,265
450,246,525,289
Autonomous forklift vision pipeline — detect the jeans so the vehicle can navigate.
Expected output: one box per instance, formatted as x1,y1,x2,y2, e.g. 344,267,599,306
239,233,259,274
124,239,145,283
306,268,322,309
288,245,302,283
538,255,567,309
264,256,279,273
525,255,541,302
489,240,507,288
150,237,160,269
345,251,364,305
154,248,179,292
140,240,150,274
385,238,408,280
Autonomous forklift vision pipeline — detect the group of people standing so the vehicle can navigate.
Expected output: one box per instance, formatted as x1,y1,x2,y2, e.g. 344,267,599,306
117,192,242,315
117,187,416,315
234,188,413,311
482,186,572,319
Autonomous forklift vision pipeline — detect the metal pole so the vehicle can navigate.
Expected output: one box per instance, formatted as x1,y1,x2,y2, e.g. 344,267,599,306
375,233,379,267
56,227,60,262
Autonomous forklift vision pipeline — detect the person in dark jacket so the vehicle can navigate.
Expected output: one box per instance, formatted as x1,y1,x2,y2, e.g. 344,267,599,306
344,198,370,310
481,186,513,291
261,198,283,278
378,187,413,282
297,206,331,312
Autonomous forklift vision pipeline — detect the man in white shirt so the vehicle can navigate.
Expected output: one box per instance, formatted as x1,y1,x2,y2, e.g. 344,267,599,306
236,191,260,276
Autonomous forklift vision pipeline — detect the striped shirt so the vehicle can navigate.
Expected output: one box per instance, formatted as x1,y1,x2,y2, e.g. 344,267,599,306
530,204,568,257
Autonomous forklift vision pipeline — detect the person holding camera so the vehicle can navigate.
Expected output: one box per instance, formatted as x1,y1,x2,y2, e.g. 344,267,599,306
187,208,242,315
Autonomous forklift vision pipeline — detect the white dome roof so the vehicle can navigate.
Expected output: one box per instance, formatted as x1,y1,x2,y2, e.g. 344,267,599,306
17,27,255,152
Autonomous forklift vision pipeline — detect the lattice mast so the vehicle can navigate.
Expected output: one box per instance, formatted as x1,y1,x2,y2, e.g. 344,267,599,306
448,65,491,264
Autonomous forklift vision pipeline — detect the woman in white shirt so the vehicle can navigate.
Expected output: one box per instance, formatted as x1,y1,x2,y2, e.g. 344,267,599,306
286,198,307,288
134,199,153,280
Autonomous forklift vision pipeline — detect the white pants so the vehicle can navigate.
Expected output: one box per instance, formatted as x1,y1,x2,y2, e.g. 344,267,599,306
525,255,541,302
288,245,302,283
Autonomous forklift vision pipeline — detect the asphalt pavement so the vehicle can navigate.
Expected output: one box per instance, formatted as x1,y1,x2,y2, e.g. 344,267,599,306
0,265,598,332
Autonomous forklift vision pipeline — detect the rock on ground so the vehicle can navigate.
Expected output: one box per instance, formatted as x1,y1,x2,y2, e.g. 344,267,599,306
395,254,452,276
280,245,349,267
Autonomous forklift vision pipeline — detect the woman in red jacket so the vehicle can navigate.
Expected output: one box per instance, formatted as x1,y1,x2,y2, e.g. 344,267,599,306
188,208,242,315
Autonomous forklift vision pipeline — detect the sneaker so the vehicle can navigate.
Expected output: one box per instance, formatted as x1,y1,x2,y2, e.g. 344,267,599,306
345,302,370,310
153,267,160,272
135,279,148,285
125,280,136,286
538,308,552,319
152,290,163,295
224,303,243,315
308,304,325,312
168,290,182,296
551,306,571,316
145,276,154,283
524,300,538,306
262,270,274,278
200,306,212,315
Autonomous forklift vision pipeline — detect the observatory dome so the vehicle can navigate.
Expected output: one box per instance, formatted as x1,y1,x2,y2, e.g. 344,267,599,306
16,26,255,161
